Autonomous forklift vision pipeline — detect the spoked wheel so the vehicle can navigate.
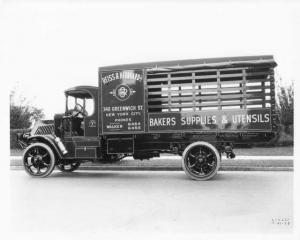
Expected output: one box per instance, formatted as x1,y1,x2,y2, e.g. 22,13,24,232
182,141,220,181
56,162,81,172
23,143,56,178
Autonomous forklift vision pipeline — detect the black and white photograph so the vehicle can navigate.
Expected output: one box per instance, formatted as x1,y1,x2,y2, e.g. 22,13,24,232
1,0,299,239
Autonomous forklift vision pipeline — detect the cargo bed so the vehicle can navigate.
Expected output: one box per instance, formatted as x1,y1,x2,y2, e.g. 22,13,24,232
99,55,278,135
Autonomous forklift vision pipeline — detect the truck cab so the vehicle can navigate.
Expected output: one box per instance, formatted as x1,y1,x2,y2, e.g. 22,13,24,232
55,86,98,138
53,86,101,159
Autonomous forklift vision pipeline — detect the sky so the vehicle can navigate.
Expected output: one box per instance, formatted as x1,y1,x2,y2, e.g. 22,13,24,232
1,0,299,119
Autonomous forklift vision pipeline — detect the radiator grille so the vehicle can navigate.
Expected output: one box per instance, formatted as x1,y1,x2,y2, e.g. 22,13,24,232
33,124,54,135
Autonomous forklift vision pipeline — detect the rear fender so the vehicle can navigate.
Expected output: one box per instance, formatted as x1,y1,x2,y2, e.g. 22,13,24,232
27,135,63,160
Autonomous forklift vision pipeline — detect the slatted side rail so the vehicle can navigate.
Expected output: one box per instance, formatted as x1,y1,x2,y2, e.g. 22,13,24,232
147,66,274,112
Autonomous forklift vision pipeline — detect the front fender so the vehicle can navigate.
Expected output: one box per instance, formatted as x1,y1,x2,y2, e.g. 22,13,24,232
27,135,63,160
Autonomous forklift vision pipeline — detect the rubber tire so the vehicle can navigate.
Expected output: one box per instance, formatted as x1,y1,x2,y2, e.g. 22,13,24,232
23,143,56,178
56,162,81,172
182,141,220,181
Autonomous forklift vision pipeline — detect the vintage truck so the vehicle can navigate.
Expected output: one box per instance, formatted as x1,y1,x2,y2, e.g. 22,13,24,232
18,55,278,180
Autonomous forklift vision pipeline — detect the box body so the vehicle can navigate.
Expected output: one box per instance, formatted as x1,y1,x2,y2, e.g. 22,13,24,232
99,55,277,135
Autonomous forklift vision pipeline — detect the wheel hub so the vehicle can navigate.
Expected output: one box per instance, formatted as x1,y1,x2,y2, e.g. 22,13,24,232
33,155,42,163
197,156,204,163
196,153,207,164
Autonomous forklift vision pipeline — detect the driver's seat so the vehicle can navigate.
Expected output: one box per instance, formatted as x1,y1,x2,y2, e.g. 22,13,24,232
72,117,84,136
65,109,84,136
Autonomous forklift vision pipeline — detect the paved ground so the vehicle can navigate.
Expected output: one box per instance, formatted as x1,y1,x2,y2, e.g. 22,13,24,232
10,146,294,156
10,170,293,235
10,155,294,171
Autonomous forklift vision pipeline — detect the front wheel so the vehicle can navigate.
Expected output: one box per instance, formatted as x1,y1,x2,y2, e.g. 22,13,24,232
23,143,56,178
182,141,220,181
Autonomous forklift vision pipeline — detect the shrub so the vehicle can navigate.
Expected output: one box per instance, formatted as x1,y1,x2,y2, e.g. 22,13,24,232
276,81,294,136
10,128,30,149
10,90,44,129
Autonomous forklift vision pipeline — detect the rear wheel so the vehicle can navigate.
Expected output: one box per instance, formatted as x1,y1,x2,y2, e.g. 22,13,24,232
23,143,56,178
56,162,81,172
182,141,220,181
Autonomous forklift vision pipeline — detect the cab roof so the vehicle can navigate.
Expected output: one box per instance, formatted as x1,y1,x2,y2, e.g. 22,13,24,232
65,85,97,99
99,55,277,72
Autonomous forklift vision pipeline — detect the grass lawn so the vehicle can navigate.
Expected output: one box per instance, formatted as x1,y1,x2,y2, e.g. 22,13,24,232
235,146,293,156
10,146,293,157
10,149,23,156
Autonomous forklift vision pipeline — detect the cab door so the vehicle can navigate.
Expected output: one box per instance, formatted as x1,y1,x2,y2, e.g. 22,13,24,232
83,89,99,137
74,89,99,159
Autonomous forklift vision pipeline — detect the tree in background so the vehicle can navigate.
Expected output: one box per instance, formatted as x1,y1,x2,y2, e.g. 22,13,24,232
10,90,44,129
275,80,294,136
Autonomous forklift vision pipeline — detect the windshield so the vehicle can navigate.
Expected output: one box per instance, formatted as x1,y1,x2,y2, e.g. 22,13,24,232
66,95,94,117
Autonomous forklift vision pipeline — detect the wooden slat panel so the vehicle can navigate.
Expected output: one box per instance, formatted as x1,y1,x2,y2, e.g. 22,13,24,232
147,67,248,76
147,78,270,88
147,70,271,83
148,85,270,95
147,74,217,83
192,72,196,111
148,89,216,95
242,69,247,109
148,100,271,109
262,80,266,107
147,64,274,113
148,88,219,95
220,86,242,92
217,70,221,110
219,78,270,85
245,85,269,90
147,81,218,89
148,93,269,103
167,73,171,111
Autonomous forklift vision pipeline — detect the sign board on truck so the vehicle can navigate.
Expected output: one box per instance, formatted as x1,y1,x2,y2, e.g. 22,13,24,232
100,69,145,134
148,108,271,132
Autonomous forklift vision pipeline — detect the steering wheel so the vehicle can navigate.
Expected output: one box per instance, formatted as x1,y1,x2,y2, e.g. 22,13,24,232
72,103,87,117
